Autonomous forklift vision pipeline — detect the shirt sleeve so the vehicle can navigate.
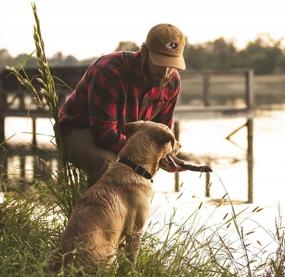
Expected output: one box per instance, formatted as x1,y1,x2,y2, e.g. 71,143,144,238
87,62,126,154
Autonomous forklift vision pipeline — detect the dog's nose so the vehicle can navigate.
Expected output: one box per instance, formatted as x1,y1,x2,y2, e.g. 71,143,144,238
176,141,181,149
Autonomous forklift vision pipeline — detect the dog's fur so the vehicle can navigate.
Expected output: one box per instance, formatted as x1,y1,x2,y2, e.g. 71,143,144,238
46,121,180,271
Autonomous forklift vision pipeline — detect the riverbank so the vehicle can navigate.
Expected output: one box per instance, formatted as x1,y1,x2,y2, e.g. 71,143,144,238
1,185,284,276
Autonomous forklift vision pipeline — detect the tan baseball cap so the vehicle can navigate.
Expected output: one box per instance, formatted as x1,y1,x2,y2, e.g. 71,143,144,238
145,24,186,70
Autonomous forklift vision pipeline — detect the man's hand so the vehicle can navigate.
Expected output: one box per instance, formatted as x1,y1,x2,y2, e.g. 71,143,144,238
159,154,212,173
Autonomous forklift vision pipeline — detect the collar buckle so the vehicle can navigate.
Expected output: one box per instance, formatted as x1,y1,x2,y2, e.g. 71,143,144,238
118,157,153,180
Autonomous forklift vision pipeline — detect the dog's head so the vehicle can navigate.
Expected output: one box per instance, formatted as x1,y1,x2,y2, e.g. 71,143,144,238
123,121,181,171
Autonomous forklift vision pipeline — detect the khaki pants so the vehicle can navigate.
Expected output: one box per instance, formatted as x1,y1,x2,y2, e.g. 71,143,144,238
63,129,117,186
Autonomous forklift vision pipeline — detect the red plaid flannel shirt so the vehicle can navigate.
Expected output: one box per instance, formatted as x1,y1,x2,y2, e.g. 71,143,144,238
58,51,181,154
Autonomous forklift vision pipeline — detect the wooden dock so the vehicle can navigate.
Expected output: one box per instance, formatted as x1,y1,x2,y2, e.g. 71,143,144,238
0,66,254,202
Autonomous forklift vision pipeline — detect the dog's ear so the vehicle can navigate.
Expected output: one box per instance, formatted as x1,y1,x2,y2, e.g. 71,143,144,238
125,121,144,138
151,128,175,148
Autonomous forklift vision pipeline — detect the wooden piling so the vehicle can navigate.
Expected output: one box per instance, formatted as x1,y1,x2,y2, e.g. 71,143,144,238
205,166,211,197
245,70,254,203
174,121,180,192
247,119,254,203
202,73,210,106
245,70,254,108
0,77,6,144
20,156,25,180
32,118,37,147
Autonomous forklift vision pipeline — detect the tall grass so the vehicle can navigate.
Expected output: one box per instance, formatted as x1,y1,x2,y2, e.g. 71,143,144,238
6,3,87,218
1,186,285,276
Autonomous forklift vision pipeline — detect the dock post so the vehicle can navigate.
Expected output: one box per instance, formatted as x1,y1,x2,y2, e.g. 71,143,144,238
205,165,211,197
0,76,6,145
20,156,26,180
32,118,37,147
174,121,180,192
203,73,210,106
0,74,7,180
247,119,254,203
245,70,254,203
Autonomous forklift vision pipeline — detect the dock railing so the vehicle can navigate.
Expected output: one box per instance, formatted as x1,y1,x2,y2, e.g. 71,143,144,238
174,68,254,203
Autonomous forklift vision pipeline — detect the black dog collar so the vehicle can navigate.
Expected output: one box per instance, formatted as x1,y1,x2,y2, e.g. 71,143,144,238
118,157,153,181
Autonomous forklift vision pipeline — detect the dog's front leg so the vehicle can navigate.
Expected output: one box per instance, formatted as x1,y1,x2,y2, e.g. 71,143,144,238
125,231,142,265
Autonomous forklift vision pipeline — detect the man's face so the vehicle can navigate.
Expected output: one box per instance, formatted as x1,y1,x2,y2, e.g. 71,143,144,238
147,57,176,87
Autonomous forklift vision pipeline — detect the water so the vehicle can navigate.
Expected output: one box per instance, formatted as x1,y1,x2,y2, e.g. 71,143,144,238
155,109,285,203
151,109,285,269
3,109,285,203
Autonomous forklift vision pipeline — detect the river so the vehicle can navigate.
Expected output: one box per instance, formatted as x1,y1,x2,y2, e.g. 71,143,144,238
2,108,285,203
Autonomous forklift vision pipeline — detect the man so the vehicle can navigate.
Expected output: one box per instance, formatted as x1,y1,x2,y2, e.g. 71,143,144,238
57,23,186,186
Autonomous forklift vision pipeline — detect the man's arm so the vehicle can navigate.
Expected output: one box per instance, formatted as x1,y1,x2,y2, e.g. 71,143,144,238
87,63,126,154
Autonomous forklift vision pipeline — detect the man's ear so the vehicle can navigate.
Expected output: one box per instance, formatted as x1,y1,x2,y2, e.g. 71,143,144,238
124,121,144,138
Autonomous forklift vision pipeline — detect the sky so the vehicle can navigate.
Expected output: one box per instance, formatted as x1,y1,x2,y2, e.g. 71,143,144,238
0,0,284,60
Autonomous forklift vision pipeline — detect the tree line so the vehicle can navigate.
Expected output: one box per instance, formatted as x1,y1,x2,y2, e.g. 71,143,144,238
1,34,284,75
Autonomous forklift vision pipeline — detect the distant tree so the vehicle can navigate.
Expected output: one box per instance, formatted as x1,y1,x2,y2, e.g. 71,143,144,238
47,52,80,67
237,35,285,74
2,35,285,74
0,49,13,68
79,57,97,66
115,41,139,52
280,54,285,73
184,42,209,70
48,52,64,66
184,37,238,70
12,53,37,68
206,38,238,69
64,55,79,66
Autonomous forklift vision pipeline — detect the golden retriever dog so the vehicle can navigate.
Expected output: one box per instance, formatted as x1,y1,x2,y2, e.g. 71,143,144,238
46,121,182,271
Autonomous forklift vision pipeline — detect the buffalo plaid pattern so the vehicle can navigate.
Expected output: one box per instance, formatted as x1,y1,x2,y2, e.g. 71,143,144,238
58,51,181,154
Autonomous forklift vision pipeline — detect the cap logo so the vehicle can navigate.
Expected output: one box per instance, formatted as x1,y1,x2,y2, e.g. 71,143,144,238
165,41,178,50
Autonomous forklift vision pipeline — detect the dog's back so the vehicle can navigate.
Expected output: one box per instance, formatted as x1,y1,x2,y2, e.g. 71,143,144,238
46,121,179,271
61,163,152,260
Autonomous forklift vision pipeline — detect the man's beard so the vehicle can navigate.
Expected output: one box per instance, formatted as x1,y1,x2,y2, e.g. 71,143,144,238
152,75,172,88
142,54,174,88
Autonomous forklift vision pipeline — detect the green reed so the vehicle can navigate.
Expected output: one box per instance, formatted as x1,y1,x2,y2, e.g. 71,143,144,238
1,187,284,276
6,3,87,218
